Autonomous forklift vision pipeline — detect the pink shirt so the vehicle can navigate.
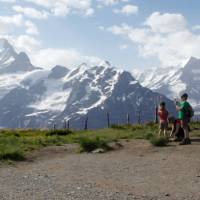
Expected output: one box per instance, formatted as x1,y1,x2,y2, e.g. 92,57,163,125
158,108,169,123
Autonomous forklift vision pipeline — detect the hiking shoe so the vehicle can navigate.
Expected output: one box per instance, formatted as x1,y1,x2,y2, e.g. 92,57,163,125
186,138,191,144
179,139,187,145
174,137,182,142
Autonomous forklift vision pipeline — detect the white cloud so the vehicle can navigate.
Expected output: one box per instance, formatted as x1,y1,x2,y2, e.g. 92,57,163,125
98,25,105,31
193,25,200,31
85,8,94,16
114,4,138,16
12,35,41,54
98,0,129,6
12,5,49,19
0,14,23,34
0,13,39,37
0,34,41,54
24,0,94,17
145,12,187,33
108,12,200,67
0,0,15,3
30,48,102,69
25,21,40,35
2,35,102,69
119,44,128,50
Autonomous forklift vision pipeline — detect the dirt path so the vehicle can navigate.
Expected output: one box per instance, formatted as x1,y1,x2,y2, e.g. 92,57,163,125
0,139,200,200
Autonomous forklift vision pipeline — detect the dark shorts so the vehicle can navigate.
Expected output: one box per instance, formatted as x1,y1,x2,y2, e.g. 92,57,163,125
181,119,189,129
159,122,168,130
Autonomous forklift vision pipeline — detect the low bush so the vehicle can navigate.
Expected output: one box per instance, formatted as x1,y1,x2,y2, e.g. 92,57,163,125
150,136,169,147
110,124,126,130
0,144,25,161
78,136,112,152
46,129,72,136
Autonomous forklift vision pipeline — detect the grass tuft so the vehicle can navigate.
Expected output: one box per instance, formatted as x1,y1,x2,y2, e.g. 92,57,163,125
46,129,72,136
150,136,169,147
0,145,25,161
110,124,126,130
78,136,112,152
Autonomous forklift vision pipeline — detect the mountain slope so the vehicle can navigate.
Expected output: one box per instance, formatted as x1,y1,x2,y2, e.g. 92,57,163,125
0,39,39,74
0,39,41,101
0,62,176,129
0,38,176,129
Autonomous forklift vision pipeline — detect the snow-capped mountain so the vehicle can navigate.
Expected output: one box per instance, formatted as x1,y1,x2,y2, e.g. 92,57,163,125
135,57,200,114
0,38,40,73
0,39,40,100
0,39,176,129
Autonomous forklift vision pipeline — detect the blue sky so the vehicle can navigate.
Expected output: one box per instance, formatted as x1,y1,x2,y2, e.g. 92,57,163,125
1,0,200,71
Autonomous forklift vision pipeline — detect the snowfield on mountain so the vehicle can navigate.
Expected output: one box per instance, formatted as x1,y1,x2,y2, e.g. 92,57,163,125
134,57,200,115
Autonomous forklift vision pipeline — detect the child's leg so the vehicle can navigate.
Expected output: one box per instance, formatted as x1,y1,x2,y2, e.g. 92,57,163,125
163,122,168,138
174,124,180,138
181,120,190,139
170,124,175,137
164,129,169,138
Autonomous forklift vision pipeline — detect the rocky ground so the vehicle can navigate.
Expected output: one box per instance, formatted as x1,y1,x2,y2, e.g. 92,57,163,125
0,139,200,200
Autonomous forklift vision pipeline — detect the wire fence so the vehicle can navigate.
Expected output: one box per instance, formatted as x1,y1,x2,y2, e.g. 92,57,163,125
49,108,200,131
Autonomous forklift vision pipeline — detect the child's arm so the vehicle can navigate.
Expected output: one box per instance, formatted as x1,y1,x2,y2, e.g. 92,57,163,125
175,101,182,111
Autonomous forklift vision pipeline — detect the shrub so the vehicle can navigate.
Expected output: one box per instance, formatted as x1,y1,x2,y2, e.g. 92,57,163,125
46,129,72,136
150,136,169,147
0,145,25,161
78,137,112,152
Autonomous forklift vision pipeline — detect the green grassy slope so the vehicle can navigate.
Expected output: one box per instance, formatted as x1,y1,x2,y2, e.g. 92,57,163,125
0,122,200,161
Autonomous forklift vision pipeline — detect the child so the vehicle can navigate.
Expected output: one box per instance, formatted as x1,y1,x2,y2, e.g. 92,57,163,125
175,93,194,145
158,102,169,137
168,116,184,141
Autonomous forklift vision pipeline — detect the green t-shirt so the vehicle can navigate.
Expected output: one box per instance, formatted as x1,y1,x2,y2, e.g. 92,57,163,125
178,101,190,120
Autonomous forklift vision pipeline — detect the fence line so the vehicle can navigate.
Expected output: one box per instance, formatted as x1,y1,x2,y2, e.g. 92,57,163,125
50,107,160,130
50,108,200,130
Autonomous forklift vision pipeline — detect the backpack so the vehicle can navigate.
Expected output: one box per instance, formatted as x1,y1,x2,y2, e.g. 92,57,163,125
184,104,194,119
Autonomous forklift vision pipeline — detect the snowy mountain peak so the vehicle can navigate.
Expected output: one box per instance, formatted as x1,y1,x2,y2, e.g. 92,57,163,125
0,38,39,74
48,65,69,79
0,38,17,68
185,56,200,68
136,56,200,114
99,60,111,68
17,52,30,63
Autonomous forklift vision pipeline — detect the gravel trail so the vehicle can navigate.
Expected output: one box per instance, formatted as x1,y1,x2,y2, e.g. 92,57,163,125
0,139,200,200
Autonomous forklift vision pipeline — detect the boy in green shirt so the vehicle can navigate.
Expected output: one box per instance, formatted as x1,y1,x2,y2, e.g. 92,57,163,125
176,93,192,145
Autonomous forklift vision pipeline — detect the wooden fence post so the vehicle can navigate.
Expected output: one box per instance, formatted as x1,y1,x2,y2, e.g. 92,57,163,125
84,116,88,130
67,120,70,130
63,120,67,129
155,106,158,124
137,110,141,124
107,112,110,128
127,113,130,125
53,123,56,131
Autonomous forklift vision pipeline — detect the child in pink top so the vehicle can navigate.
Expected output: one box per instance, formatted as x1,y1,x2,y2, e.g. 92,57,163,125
158,102,169,137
